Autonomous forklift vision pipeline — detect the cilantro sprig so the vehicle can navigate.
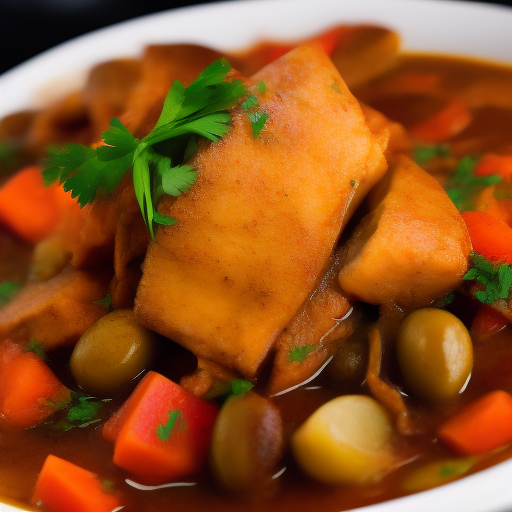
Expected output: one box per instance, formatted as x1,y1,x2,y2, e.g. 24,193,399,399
463,251,512,304
0,281,23,306
289,345,317,363
445,156,501,211
157,409,183,441
43,59,264,238
230,378,254,397
52,392,110,431
413,144,451,166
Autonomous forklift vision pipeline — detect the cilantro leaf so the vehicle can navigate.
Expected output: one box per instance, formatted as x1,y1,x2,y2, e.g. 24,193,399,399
463,251,512,304
445,156,501,211
241,83,269,138
289,345,317,363
43,60,251,238
230,379,254,397
26,340,46,360
160,164,197,197
67,396,103,424
157,409,183,441
0,281,22,306
413,144,451,166
53,392,109,431
249,111,270,138
93,293,112,308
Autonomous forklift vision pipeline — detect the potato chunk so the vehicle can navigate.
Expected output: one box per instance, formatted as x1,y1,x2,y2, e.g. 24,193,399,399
338,155,471,309
135,43,387,376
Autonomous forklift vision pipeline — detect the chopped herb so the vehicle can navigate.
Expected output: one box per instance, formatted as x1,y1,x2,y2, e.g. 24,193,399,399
241,93,259,111
0,281,22,306
43,59,248,238
230,379,254,397
101,480,116,494
445,156,501,211
463,251,512,304
157,409,182,441
93,293,112,308
241,83,269,138
289,345,317,363
249,111,270,138
26,340,46,360
54,392,109,431
438,458,475,478
413,144,451,166
432,291,455,309
67,396,103,423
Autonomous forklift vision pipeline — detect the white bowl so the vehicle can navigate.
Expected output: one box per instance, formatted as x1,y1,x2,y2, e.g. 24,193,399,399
1,1,512,511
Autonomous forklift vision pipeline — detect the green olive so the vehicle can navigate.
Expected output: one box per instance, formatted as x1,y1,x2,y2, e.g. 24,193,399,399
396,308,473,403
70,309,157,396
210,391,283,495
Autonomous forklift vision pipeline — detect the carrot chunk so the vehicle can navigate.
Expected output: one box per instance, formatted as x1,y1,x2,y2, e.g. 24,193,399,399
471,305,509,340
437,390,512,455
409,100,471,143
461,210,512,264
475,154,512,183
32,454,122,512
0,351,70,429
0,166,78,244
103,371,218,483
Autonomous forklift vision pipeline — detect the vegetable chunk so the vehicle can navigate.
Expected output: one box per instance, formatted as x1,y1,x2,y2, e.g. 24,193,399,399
135,43,387,376
103,371,218,483
338,155,471,309
32,454,122,512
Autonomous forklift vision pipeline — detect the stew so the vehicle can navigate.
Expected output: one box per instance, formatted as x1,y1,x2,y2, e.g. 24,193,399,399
0,22,512,512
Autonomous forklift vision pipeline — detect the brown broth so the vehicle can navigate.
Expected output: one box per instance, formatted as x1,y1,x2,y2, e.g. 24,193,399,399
1,28,512,512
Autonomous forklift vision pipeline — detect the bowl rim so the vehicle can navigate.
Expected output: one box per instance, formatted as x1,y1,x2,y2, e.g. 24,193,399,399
1,1,512,511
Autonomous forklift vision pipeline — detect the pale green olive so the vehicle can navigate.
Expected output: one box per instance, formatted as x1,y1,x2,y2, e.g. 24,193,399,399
70,309,157,396
210,391,283,495
291,395,395,485
396,308,473,403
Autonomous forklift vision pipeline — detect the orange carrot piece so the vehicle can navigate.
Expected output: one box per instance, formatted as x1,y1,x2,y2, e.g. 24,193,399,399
0,352,70,429
409,100,472,143
32,454,122,512
437,390,512,455
471,305,509,340
103,371,218,484
475,154,512,183
0,166,78,244
461,210,512,264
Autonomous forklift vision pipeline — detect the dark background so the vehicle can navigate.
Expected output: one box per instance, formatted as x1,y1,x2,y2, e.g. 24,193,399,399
1,0,511,75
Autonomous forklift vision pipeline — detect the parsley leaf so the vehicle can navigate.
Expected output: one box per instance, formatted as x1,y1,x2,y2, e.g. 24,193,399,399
93,293,112,308
67,396,103,424
43,59,250,238
230,379,254,397
26,340,46,360
445,156,501,211
413,144,451,166
53,392,109,431
157,409,183,441
463,251,512,304
289,345,317,363
0,281,22,306
241,83,269,138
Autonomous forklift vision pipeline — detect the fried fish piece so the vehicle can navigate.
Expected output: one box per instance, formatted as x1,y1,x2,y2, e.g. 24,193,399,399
135,43,387,376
